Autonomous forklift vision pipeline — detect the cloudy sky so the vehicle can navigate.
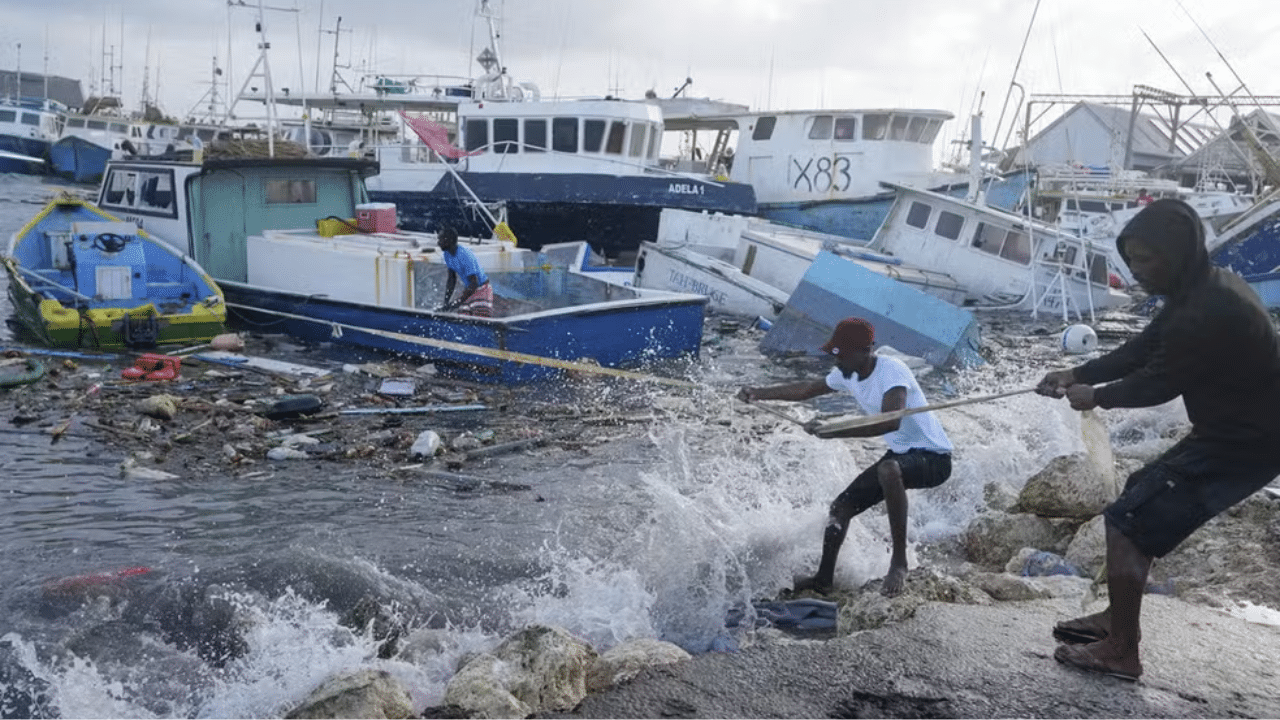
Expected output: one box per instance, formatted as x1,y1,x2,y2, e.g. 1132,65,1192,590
2,0,1277,150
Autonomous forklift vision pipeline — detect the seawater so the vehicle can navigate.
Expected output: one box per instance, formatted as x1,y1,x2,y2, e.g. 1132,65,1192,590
0,173,1186,718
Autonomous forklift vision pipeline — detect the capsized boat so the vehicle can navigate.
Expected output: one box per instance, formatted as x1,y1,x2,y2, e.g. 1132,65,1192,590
2,195,226,349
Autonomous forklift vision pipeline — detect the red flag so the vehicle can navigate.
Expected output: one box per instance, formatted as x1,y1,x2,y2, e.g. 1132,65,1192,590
399,111,483,159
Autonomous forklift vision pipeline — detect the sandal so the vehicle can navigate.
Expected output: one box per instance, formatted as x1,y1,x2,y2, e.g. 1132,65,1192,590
1053,643,1142,682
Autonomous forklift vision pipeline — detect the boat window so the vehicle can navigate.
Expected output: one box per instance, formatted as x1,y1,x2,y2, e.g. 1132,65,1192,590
265,179,316,204
890,115,910,140
1001,229,1032,264
605,120,626,155
137,171,175,212
1064,199,1078,211
752,116,776,140
628,122,647,157
21,113,39,126
808,115,833,140
647,123,660,159
0,110,14,122
103,171,136,205
197,128,216,141
115,123,131,134
493,118,518,154
1088,252,1110,285
921,118,943,143
1079,199,1107,213
66,117,85,128
834,117,857,141
862,114,888,140
1058,244,1079,267
524,119,547,152
552,117,577,152
935,210,964,240
905,201,932,229
971,222,1007,255
464,119,488,152
87,120,107,130
906,116,927,142
583,119,606,152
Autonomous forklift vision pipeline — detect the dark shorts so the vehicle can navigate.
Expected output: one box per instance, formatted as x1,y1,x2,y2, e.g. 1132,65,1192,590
1104,437,1280,558
831,448,953,517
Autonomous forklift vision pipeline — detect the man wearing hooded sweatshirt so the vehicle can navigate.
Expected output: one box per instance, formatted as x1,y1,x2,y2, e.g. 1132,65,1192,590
1037,198,1280,681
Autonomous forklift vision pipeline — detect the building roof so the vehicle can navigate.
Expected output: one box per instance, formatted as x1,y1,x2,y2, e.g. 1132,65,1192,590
1011,101,1217,168
0,69,85,110
1172,108,1280,175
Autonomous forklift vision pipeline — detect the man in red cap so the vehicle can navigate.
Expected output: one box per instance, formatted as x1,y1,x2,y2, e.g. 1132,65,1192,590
738,317,953,596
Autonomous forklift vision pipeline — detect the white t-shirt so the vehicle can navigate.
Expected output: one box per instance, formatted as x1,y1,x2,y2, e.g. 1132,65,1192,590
824,355,953,454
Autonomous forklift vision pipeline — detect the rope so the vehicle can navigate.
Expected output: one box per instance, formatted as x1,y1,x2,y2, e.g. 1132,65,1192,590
222,301,696,388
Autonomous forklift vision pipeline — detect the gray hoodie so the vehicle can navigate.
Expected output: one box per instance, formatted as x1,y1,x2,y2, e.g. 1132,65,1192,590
1072,198,1280,453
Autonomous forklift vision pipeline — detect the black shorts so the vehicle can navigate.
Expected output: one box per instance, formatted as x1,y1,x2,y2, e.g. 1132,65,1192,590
831,448,952,517
1104,437,1280,558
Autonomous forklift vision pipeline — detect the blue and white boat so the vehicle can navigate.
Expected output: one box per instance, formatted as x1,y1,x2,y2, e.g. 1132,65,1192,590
1207,191,1280,278
2,195,226,350
660,107,1032,242
95,156,708,383
0,96,64,174
261,2,757,259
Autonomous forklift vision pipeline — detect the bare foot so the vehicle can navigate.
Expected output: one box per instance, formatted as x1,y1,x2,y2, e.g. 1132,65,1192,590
1054,640,1142,681
880,566,908,597
791,576,833,595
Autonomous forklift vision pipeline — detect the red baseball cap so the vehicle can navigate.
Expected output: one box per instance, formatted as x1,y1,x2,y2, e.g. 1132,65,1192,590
821,318,875,356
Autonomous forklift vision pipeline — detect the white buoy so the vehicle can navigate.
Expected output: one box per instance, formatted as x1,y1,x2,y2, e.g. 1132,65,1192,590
1061,324,1098,354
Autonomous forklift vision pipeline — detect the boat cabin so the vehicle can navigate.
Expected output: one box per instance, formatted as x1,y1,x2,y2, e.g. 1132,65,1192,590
872,184,1124,314
663,109,954,204
98,157,378,282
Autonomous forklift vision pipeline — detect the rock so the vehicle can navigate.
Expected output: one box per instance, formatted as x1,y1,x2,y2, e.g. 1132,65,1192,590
1011,453,1116,520
1064,514,1109,578
969,572,1053,601
962,511,1078,569
837,568,990,634
587,638,691,692
137,394,178,421
284,668,414,719
444,624,597,718
1008,549,1082,578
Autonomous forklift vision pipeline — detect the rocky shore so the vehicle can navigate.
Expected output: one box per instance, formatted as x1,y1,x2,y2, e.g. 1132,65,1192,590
5,310,1280,719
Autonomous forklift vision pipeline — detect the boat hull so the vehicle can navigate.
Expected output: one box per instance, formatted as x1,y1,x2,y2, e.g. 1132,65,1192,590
0,150,46,176
50,136,113,184
370,172,757,258
4,197,227,350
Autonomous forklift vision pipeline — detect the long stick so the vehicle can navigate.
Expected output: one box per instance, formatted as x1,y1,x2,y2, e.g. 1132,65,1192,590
815,387,1036,434
744,399,806,427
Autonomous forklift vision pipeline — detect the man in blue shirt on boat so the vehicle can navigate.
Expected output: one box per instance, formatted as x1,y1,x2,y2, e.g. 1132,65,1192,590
437,227,493,317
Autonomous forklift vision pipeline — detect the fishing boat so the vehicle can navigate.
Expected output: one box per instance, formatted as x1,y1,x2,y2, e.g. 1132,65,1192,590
255,1,756,259
94,155,708,383
660,106,1032,242
0,96,64,174
1206,190,1280,278
633,208,967,322
2,195,226,350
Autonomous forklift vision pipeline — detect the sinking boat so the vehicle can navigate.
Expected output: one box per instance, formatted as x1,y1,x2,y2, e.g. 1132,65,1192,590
633,208,967,321
2,195,226,350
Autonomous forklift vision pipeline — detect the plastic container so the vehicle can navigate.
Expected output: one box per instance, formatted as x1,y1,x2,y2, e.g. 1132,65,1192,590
317,217,359,237
355,203,398,233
